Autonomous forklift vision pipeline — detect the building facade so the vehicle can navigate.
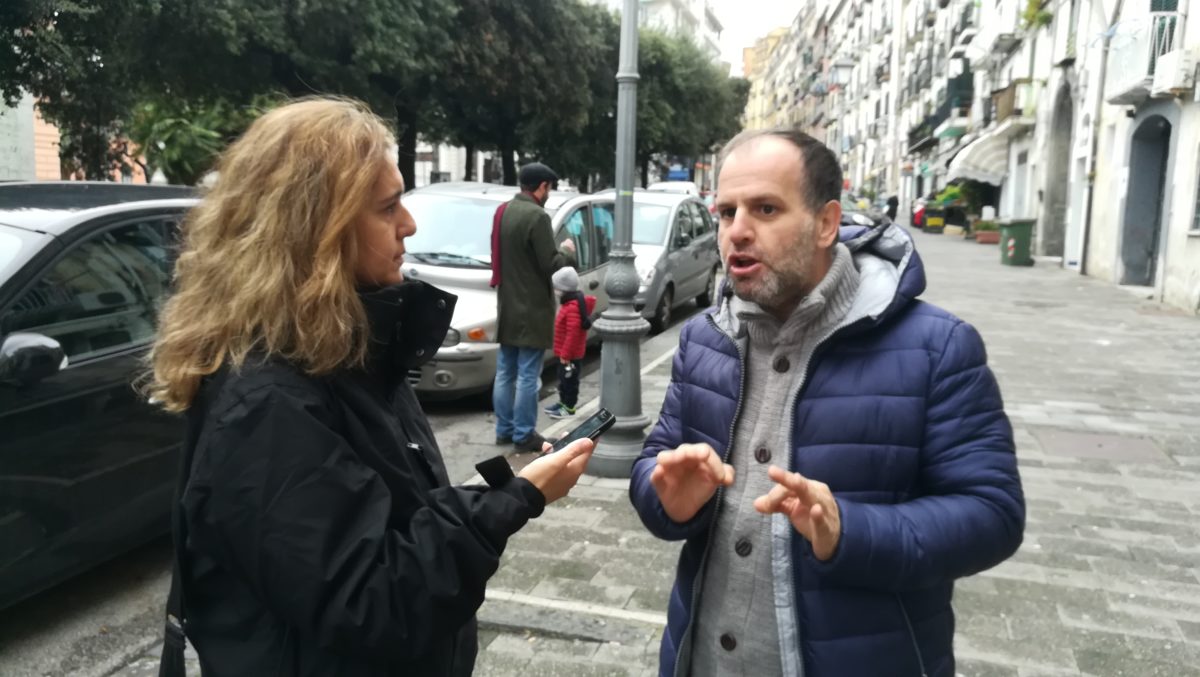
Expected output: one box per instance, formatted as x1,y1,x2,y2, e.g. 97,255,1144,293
750,0,1200,314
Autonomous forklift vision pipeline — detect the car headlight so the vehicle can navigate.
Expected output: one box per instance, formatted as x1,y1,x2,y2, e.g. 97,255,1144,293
442,329,461,347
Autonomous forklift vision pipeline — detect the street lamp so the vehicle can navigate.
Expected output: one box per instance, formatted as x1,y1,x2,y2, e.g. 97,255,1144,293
588,0,650,478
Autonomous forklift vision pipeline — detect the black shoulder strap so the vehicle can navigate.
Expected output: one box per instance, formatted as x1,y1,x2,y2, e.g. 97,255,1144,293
158,388,208,677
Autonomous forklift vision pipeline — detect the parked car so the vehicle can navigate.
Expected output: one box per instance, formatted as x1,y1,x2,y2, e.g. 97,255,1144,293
398,182,609,400
646,180,700,196
0,182,197,610
600,190,720,333
400,183,718,399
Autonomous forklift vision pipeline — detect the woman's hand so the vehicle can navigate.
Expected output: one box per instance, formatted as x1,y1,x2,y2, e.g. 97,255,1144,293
517,438,594,504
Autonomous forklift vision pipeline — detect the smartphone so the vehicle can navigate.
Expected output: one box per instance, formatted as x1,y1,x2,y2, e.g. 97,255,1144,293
547,408,616,453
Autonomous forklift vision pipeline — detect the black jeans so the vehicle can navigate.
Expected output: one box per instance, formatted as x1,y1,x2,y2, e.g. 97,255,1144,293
557,359,582,408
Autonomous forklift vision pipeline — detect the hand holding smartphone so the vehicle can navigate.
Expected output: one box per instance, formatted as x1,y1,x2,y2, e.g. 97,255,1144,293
546,408,616,454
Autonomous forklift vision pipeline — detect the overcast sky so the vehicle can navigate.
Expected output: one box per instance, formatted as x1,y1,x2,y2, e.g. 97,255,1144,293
713,0,801,76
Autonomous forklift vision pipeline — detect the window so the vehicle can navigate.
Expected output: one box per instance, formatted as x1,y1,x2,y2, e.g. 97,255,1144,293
557,208,595,271
590,203,615,264
672,205,693,248
688,202,712,237
1,220,176,363
1192,153,1200,233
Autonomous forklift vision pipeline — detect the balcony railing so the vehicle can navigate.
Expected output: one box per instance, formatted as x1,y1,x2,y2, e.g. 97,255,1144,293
1107,12,1185,105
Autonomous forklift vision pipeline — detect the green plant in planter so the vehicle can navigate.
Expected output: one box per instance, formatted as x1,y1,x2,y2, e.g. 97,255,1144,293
1021,0,1053,29
974,220,998,231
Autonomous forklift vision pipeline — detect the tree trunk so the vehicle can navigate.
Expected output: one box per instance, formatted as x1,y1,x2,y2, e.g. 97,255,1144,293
465,143,476,181
501,141,517,186
396,107,418,191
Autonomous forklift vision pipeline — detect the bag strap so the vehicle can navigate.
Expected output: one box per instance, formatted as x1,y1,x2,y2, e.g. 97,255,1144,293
158,390,207,677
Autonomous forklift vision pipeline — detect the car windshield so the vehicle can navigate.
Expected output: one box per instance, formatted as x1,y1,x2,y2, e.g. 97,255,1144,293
400,192,512,267
632,204,672,245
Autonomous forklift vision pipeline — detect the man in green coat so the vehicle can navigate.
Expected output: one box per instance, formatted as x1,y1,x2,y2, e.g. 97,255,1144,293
490,163,576,451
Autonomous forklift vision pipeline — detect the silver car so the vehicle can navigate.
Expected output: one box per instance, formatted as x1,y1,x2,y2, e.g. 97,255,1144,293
620,191,721,333
400,183,718,399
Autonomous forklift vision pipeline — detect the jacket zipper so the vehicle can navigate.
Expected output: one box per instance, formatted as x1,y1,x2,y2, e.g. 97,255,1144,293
896,595,929,677
671,313,748,677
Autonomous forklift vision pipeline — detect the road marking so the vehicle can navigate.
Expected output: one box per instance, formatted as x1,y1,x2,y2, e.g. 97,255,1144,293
485,588,667,626
465,345,678,485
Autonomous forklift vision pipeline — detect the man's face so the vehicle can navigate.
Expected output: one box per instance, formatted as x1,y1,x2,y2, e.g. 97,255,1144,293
715,137,839,318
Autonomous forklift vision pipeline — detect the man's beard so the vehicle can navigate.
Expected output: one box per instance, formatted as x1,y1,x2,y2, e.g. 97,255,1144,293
729,228,815,314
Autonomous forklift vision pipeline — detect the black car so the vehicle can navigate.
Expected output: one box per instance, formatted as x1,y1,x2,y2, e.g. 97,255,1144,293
0,182,197,609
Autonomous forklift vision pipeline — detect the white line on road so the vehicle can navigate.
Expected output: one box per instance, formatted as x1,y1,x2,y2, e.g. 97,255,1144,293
485,588,667,626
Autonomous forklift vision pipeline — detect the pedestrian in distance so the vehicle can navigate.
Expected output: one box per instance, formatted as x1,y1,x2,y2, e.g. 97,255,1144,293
887,194,900,221
543,266,597,420
148,97,594,677
629,127,1025,677
490,162,577,452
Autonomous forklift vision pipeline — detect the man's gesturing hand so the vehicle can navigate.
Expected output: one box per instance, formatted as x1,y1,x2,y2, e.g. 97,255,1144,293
650,444,735,523
753,466,841,561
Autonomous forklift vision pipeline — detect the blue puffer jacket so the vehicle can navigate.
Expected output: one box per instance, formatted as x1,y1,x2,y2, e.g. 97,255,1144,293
629,224,1024,677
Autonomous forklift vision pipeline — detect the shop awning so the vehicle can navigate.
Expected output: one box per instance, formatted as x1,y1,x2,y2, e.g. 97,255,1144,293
946,130,1008,185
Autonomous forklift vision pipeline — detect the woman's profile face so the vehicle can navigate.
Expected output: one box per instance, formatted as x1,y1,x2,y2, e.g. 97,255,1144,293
353,161,414,287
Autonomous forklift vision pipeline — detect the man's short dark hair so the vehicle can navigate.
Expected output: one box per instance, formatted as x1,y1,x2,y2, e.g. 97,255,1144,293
717,127,843,214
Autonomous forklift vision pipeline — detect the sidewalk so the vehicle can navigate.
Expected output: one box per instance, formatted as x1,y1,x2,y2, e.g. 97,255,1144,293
114,227,1200,676
475,229,1200,676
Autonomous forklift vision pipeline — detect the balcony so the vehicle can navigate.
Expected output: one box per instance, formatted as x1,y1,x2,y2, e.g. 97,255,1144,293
990,78,1036,137
1107,12,1185,105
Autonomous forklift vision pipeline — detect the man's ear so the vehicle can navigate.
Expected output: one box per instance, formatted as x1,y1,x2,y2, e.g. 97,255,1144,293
818,200,841,249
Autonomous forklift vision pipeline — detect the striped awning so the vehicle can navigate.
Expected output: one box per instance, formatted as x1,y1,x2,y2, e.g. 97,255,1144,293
946,130,1008,185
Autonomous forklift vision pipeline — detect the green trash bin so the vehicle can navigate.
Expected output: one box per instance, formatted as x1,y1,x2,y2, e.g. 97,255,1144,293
999,219,1035,266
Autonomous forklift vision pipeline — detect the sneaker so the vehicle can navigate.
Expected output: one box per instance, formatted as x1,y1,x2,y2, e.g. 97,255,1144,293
543,403,561,416
546,403,575,420
513,431,548,453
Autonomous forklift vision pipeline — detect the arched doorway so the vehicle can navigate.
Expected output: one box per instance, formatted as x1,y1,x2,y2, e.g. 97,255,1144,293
1121,115,1172,286
1042,86,1073,257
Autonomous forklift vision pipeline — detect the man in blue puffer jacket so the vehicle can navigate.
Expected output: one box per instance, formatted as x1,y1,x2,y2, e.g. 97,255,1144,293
629,128,1024,677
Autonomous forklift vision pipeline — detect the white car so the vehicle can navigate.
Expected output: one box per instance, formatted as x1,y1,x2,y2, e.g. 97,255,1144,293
646,180,700,196
399,182,614,400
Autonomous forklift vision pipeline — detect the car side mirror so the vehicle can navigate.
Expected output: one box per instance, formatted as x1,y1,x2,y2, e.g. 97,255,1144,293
0,333,68,387
675,232,693,248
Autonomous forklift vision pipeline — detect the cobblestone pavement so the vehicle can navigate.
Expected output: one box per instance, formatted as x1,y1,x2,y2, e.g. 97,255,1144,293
114,228,1200,676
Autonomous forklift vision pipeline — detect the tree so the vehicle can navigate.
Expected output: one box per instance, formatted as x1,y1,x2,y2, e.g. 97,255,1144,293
2,0,457,186
432,0,602,185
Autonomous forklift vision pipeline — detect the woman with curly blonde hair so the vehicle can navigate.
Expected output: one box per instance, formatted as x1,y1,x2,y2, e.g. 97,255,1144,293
151,97,593,677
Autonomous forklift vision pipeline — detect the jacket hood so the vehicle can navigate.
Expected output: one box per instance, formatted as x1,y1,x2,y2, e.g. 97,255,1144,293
358,280,457,374
715,222,924,334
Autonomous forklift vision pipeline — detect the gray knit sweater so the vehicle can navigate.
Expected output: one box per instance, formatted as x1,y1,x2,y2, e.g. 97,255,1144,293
689,244,860,676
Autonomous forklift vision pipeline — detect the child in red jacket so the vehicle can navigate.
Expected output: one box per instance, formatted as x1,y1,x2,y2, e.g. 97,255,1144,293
545,267,597,419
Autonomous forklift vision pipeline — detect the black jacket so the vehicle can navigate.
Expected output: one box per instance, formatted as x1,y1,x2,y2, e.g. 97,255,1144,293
177,281,544,676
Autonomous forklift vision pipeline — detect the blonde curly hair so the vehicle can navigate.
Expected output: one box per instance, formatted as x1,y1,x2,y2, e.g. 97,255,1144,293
148,97,396,411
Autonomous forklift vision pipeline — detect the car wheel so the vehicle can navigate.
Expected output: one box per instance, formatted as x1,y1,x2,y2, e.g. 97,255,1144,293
650,286,673,334
695,266,718,307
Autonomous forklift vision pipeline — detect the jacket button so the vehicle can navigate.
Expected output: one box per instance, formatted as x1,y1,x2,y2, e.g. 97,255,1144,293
773,356,790,373
415,348,425,357
754,446,771,463
720,633,737,651
436,299,446,310
735,538,752,557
